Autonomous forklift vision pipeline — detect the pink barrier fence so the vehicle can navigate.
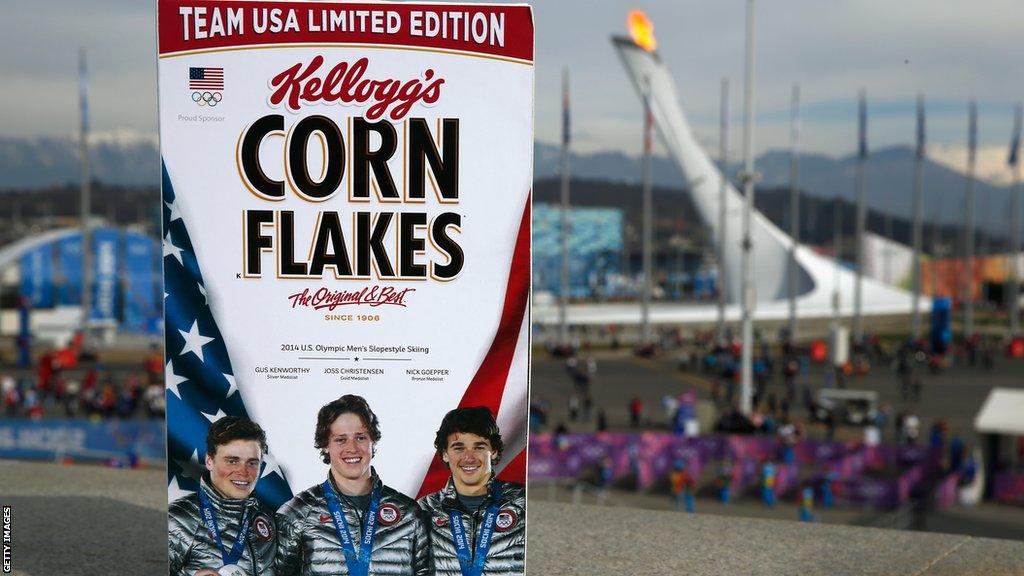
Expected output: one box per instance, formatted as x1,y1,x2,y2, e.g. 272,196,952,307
935,472,961,509
994,472,1024,504
528,433,945,509
774,463,801,495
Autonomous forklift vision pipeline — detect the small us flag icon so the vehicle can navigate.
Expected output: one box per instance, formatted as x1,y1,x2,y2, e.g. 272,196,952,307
188,67,224,91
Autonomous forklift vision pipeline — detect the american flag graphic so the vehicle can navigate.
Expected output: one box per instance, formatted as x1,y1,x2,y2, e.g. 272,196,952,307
162,162,293,509
188,67,224,91
413,196,531,498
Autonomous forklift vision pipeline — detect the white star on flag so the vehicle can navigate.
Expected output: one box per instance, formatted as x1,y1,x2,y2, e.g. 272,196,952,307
174,449,203,480
163,167,295,509
166,359,188,399
222,373,238,398
178,320,215,362
165,199,183,223
202,409,228,423
261,453,284,479
168,475,194,502
163,232,184,265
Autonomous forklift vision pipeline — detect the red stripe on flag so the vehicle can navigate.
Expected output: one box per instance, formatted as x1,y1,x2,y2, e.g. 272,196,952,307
415,194,531,498
496,448,526,484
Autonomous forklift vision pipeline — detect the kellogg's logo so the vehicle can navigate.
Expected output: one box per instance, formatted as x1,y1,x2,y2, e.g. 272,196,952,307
268,56,445,120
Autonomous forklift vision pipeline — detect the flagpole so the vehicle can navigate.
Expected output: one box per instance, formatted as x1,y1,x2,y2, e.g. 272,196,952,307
884,214,893,284
1009,103,1022,336
640,77,653,346
981,183,991,307
827,168,843,334
716,78,729,344
739,0,757,416
787,83,800,343
853,90,867,346
964,100,978,340
79,48,92,345
932,204,942,301
559,67,571,348
911,94,926,340
832,176,843,333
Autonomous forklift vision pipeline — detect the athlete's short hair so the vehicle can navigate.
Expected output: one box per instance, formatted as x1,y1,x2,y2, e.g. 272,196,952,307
206,416,268,457
314,394,382,464
433,406,504,463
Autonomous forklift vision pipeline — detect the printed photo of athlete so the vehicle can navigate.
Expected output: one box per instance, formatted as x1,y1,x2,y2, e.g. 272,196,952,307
168,416,278,576
275,394,428,576
418,407,526,576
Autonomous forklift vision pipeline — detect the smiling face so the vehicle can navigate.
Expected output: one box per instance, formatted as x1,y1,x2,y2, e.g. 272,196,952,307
327,412,375,494
205,439,262,500
442,432,496,495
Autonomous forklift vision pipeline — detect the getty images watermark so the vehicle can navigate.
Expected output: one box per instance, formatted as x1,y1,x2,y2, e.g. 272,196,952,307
2,505,10,573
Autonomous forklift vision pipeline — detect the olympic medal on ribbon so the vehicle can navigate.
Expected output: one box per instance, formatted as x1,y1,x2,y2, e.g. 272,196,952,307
218,564,250,576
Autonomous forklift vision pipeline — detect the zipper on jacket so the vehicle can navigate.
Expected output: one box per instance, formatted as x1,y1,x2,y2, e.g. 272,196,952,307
247,535,258,575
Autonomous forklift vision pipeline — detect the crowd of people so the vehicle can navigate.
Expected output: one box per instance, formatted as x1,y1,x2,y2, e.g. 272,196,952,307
535,328,1015,460
530,352,612,434
1,344,165,420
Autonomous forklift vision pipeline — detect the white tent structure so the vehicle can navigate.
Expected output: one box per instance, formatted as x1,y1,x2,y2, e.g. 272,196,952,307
0,228,84,344
974,387,1024,500
534,38,928,327
975,388,1024,437
0,226,133,346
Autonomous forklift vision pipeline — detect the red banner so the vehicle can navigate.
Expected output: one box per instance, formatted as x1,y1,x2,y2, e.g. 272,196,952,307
158,0,534,62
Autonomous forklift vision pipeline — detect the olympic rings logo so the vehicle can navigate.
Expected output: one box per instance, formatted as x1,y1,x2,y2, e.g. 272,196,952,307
191,91,223,107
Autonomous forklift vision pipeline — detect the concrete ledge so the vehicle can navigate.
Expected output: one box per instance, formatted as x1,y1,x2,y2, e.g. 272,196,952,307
527,502,1024,576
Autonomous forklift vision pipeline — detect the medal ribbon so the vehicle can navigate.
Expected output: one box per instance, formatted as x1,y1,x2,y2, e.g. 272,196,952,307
197,487,253,566
322,479,381,576
448,483,504,576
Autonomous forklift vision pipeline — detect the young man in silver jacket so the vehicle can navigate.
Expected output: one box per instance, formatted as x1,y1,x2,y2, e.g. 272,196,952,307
169,416,278,576
418,407,526,576
275,394,428,576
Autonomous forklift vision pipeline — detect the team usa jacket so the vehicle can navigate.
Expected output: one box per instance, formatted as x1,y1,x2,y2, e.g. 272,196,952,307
168,478,278,576
418,478,526,576
275,470,429,576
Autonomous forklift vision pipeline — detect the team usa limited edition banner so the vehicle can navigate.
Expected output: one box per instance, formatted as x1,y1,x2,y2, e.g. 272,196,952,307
157,2,533,574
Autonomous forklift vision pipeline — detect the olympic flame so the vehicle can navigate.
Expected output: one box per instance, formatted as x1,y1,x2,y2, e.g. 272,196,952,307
627,10,657,53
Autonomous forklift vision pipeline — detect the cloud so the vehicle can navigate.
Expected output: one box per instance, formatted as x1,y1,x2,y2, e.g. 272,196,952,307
0,0,156,138
529,0,1024,157
3,0,1024,159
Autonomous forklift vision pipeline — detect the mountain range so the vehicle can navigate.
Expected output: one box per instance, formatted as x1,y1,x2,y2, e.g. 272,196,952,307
0,134,1015,231
534,142,1015,230
0,132,159,190
533,177,988,257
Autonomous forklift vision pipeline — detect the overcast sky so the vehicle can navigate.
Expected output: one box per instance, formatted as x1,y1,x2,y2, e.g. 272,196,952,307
3,0,1023,171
